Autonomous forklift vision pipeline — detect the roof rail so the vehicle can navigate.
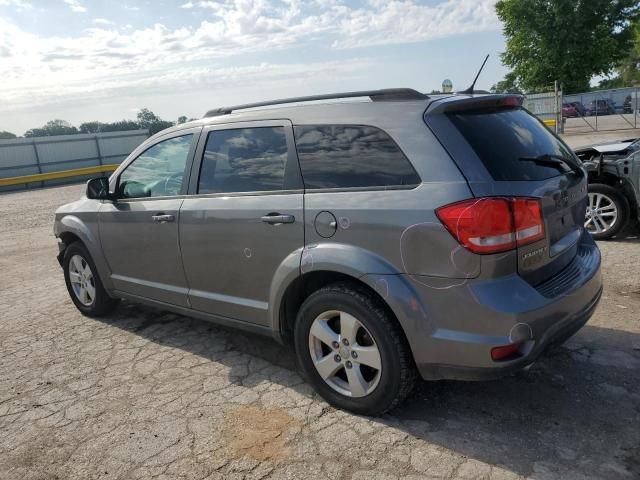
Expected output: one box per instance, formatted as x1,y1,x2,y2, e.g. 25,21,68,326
203,88,428,118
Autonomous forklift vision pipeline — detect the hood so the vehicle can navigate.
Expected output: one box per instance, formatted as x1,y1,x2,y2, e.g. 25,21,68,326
590,141,634,153
574,138,637,154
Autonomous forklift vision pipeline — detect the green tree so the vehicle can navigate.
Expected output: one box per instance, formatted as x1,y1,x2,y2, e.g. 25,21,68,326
136,108,174,135
496,0,640,94
490,71,522,93
594,18,640,88
135,108,161,130
0,131,17,139
79,120,141,133
619,18,640,85
177,115,188,124
24,119,78,137
101,120,141,132
79,121,106,134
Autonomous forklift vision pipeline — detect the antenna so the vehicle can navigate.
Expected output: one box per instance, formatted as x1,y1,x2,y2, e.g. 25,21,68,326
459,54,490,94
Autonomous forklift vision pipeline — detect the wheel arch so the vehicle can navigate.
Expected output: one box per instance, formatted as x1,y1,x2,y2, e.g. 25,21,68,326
55,215,113,290
270,246,431,362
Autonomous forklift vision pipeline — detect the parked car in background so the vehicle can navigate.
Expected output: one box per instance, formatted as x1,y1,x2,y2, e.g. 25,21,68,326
569,101,587,117
574,138,640,239
563,102,587,118
54,89,603,415
587,99,616,116
562,103,579,118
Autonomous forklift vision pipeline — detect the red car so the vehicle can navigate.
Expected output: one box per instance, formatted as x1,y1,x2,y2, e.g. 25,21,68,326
562,103,579,118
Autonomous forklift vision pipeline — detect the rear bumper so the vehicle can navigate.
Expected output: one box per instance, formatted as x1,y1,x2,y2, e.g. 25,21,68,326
408,230,602,381
417,283,601,381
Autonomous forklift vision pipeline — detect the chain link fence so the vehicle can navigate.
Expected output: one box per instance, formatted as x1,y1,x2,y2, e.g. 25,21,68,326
562,86,638,133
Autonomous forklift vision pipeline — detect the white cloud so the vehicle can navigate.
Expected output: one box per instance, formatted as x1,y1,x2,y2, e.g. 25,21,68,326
0,0,32,8
334,0,500,48
180,1,195,8
0,1,500,115
63,0,87,13
92,18,114,26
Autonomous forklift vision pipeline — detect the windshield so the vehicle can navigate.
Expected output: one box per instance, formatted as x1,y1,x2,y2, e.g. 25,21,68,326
447,107,581,181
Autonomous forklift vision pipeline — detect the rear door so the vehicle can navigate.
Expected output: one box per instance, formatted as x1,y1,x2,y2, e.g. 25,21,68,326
179,120,304,326
425,96,587,285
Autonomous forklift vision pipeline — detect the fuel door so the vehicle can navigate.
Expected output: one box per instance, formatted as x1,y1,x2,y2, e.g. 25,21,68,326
314,211,337,238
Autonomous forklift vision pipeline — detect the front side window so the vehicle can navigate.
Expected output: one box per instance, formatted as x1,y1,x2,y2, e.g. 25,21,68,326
293,125,421,189
118,134,193,198
198,127,288,194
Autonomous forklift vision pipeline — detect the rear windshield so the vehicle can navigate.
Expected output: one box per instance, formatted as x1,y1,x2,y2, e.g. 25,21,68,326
447,108,581,181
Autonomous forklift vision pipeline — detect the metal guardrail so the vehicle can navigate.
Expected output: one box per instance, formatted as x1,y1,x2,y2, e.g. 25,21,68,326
0,164,119,187
0,129,148,192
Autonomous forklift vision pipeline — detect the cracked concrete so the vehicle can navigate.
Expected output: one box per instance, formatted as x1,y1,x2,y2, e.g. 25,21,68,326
1,183,639,480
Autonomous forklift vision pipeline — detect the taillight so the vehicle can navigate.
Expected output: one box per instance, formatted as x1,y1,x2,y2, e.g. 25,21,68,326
436,197,545,254
512,198,545,246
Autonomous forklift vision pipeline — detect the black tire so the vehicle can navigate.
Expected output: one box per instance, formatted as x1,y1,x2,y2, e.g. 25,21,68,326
294,282,416,416
586,183,630,240
63,242,118,317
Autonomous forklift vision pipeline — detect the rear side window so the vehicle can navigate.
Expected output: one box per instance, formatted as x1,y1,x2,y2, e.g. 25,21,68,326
198,127,288,194
447,108,580,181
293,125,421,189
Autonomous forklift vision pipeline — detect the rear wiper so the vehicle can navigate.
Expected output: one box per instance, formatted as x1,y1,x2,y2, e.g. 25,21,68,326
519,154,576,172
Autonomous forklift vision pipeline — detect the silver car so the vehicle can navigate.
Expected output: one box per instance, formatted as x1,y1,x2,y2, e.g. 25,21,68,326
54,89,602,415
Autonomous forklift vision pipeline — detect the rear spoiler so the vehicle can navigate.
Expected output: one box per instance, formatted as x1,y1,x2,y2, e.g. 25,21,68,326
425,94,524,115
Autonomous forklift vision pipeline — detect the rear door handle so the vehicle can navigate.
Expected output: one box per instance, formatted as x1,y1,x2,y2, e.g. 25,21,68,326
261,214,295,225
152,214,175,223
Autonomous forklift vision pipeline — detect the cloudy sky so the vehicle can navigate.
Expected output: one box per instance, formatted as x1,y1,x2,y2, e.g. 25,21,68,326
0,0,507,135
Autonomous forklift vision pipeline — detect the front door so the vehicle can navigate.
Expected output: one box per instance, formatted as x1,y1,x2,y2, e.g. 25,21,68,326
179,120,304,325
100,129,199,307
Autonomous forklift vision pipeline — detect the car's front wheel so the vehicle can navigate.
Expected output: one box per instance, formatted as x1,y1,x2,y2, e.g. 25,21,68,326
294,282,416,416
63,242,118,316
585,184,629,240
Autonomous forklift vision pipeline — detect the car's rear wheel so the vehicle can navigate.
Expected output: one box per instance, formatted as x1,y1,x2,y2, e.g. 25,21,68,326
585,184,629,240
294,282,416,416
63,242,118,316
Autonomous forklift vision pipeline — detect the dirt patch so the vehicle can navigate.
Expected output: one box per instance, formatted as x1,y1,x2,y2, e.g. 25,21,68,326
222,406,303,463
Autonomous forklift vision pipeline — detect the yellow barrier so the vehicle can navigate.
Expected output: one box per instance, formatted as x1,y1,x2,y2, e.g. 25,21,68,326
0,164,119,187
543,119,557,127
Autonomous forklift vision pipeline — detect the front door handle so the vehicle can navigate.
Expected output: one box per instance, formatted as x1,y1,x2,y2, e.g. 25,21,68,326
261,213,295,225
152,214,175,223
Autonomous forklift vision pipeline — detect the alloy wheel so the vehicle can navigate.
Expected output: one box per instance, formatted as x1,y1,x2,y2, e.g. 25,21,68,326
68,254,96,306
308,310,382,398
585,192,618,235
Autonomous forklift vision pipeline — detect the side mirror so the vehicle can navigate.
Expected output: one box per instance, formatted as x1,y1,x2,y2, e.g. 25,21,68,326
86,177,113,200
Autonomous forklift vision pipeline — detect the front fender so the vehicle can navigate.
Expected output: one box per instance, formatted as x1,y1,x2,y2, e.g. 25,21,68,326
55,213,114,291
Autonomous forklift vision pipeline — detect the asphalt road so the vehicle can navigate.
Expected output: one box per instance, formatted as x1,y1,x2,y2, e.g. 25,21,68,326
0,184,638,480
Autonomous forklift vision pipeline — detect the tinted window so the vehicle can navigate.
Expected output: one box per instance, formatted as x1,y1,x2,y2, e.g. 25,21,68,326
447,108,581,181
118,134,193,198
198,127,288,194
293,125,420,189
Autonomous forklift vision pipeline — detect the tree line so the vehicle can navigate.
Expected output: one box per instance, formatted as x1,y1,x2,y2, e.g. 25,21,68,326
492,0,640,94
0,108,194,140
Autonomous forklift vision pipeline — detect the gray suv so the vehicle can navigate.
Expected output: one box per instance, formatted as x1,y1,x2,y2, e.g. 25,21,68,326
54,89,603,415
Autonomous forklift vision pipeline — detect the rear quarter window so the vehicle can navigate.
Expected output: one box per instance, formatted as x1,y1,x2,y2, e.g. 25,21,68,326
447,108,580,181
293,125,421,189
